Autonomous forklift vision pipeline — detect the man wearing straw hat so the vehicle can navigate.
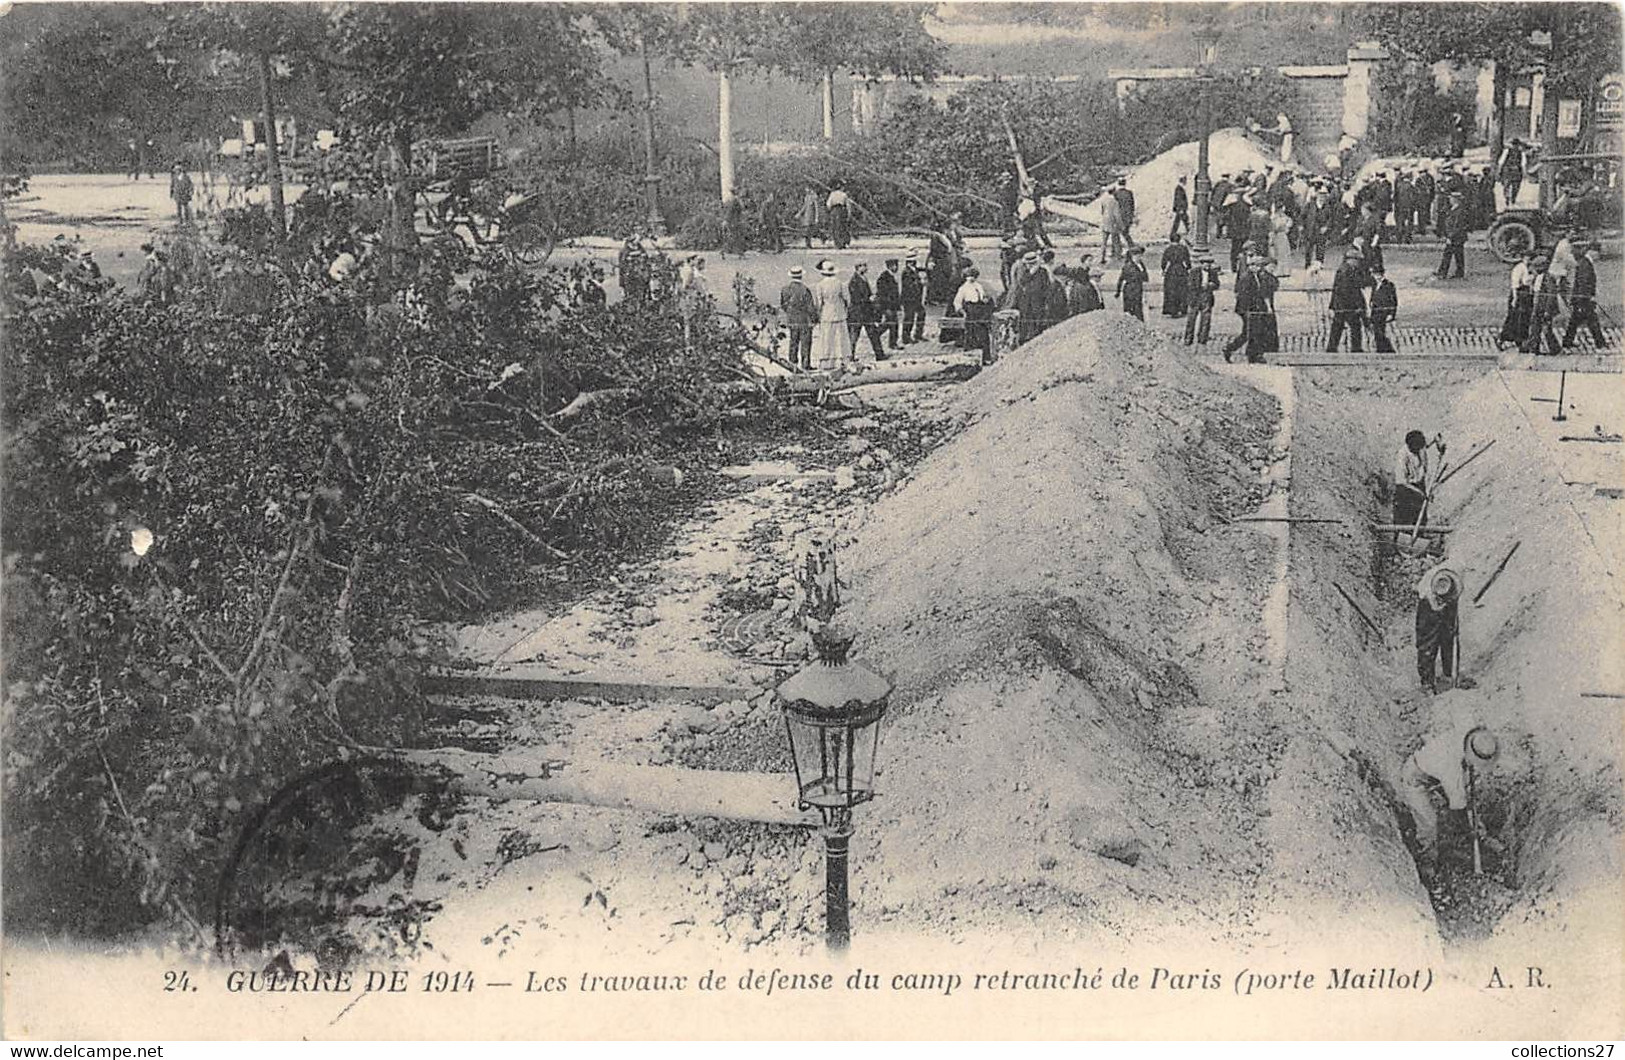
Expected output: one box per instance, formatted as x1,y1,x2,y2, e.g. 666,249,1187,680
779,264,817,371
1399,720,1500,881
1415,562,1463,694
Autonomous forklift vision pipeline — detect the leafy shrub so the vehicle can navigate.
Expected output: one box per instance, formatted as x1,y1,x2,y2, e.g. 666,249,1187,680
2,223,781,941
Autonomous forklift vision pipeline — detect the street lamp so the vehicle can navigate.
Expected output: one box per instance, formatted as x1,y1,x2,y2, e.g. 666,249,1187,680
776,625,892,954
1192,26,1222,254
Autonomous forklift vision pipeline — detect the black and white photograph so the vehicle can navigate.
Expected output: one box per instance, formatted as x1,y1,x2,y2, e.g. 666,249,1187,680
2,0,1622,1043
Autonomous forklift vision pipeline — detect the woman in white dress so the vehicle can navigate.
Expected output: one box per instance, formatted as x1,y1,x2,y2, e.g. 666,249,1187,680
812,260,852,371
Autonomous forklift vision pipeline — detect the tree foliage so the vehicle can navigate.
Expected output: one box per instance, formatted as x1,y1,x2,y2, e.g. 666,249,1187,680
1,209,784,939
1356,2,1622,95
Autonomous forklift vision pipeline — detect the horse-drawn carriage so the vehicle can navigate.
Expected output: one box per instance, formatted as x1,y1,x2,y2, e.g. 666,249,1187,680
413,136,552,265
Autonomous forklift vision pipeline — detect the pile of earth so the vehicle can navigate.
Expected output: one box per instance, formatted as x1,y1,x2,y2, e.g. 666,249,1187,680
838,310,1295,951
1045,128,1283,241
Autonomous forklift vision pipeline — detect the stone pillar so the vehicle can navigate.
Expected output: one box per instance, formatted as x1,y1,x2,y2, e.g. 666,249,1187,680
1342,43,1387,143
992,309,1020,363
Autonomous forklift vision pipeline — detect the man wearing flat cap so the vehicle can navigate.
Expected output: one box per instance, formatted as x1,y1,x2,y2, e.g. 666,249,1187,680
1521,253,1565,355
875,257,903,352
1328,246,1370,353
1184,253,1221,346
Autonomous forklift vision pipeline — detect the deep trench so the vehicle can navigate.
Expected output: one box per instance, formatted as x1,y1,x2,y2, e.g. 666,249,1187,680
1279,362,1606,946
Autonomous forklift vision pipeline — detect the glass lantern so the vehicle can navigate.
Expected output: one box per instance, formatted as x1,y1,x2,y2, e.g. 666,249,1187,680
776,626,892,822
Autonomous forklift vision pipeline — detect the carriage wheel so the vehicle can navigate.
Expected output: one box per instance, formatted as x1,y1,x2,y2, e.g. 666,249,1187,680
506,222,552,266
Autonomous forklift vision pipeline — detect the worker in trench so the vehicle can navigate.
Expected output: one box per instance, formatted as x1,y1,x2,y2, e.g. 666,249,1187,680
1393,429,1440,530
1415,562,1475,694
1397,719,1502,885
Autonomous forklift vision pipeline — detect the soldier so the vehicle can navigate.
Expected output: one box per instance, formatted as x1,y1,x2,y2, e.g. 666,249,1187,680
1435,192,1469,280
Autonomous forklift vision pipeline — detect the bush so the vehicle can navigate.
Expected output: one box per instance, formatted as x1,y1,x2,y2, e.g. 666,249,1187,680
2,222,781,941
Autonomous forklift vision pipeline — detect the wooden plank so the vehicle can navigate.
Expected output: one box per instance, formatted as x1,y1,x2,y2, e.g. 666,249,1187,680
398,749,816,827
425,671,753,706
1369,524,1455,534
720,464,840,485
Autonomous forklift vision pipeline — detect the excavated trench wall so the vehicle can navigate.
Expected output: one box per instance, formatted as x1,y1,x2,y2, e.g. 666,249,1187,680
1286,365,1624,994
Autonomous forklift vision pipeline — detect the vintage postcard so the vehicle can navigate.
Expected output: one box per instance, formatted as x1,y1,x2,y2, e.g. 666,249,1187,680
2,0,1621,1042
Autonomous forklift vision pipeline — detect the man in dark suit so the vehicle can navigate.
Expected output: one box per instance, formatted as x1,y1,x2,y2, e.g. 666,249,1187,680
1562,241,1605,349
1328,247,1369,353
1223,254,1278,363
1013,250,1052,343
1170,175,1190,240
1393,171,1414,243
1413,169,1436,235
1301,189,1328,269
900,248,926,345
1436,193,1469,280
779,264,818,369
846,262,886,359
1212,174,1233,237
1184,254,1221,346
1112,178,1137,244
1369,262,1398,353
1522,254,1564,355
875,258,903,351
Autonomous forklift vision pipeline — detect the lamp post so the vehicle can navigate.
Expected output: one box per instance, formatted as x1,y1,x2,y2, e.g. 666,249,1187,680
1192,27,1221,255
776,625,891,954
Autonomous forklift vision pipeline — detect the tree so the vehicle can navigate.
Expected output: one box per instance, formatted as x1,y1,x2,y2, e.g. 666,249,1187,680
321,4,610,254
162,5,327,242
766,4,947,142
589,4,692,232
670,4,782,204
1357,3,1622,179
0,5,213,168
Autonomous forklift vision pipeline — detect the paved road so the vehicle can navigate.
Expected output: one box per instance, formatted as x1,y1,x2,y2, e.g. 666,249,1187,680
12,173,1623,350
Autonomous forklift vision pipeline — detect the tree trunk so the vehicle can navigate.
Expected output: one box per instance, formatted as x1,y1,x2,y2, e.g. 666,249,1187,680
566,105,578,160
639,35,665,234
1488,59,1508,168
718,66,735,203
389,124,418,261
256,49,287,241
822,68,836,141
1539,70,1560,211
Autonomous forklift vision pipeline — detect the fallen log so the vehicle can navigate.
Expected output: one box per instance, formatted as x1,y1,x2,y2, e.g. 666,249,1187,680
426,670,750,705
395,749,816,827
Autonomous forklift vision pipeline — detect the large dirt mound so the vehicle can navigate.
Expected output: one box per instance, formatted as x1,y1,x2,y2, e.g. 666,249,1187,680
842,312,1293,948
1045,128,1283,239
